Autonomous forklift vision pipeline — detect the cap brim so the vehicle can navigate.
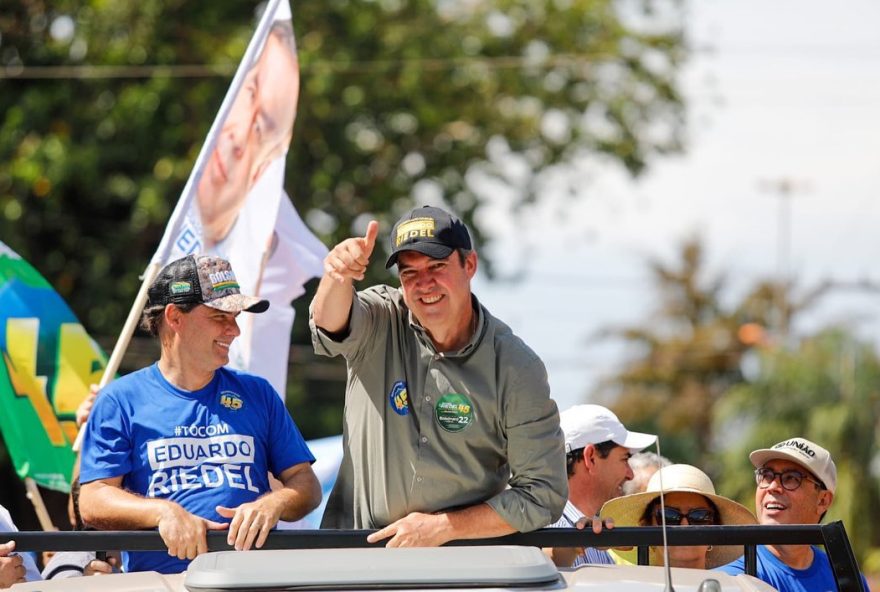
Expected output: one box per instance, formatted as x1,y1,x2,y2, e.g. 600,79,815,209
205,294,269,314
617,431,658,452
749,447,825,481
749,448,819,473
385,243,455,268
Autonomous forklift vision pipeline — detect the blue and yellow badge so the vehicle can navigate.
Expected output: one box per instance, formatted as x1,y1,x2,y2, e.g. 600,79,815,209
219,391,243,411
389,381,409,416
435,393,474,432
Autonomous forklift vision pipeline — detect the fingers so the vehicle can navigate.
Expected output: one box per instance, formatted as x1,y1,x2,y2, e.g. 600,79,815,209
222,505,269,551
573,516,610,534
84,559,114,576
76,386,99,426
366,525,394,545
206,519,230,531
254,522,272,550
195,530,209,558
362,220,379,253
324,221,380,284
239,517,264,551
215,506,235,519
0,541,14,555
324,246,367,283
225,509,245,549
158,509,211,560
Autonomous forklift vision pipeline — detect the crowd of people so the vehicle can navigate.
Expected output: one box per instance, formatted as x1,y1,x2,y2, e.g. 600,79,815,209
0,205,870,592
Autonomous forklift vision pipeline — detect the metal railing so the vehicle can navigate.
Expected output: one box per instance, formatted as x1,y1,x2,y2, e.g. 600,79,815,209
5,521,865,592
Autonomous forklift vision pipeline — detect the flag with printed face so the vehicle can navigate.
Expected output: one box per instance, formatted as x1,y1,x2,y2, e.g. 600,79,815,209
150,0,326,396
0,241,107,492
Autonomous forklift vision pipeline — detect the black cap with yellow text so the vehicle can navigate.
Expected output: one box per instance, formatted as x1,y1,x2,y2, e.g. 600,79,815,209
385,206,472,268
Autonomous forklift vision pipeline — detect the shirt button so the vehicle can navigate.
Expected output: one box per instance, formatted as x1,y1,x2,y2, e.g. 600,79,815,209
421,436,428,443
425,396,431,402
416,476,423,483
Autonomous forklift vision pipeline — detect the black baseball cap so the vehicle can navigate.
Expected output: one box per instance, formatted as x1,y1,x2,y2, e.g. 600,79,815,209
385,206,472,269
148,255,269,313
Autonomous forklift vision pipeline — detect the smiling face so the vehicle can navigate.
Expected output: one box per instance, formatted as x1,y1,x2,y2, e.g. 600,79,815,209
755,459,833,525
175,304,241,375
397,250,477,351
591,444,634,503
197,24,299,246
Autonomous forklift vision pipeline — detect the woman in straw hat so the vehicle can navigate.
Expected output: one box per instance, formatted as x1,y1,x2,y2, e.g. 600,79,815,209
600,464,757,570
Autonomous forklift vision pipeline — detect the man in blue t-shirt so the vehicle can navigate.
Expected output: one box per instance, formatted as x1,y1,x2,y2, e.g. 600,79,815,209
717,437,870,592
80,255,321,574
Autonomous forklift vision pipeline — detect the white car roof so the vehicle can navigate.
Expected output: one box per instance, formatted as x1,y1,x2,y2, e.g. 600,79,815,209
11,546,778,592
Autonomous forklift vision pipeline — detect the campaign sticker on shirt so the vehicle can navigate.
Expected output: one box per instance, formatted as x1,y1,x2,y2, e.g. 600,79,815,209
389,381,409,416
219,391,243,411
435,393,474,433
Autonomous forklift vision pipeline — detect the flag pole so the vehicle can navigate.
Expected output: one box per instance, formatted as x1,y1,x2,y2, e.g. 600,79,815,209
24,477,58,532
71,0,284,452
72,262,160,451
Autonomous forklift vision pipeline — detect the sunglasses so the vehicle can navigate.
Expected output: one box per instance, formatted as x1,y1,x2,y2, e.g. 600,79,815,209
755,468,824,491
653,506,716,526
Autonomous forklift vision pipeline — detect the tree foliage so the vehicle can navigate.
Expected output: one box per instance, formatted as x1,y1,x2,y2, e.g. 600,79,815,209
597,237,880,562
597,237,823,467
0,0,687,340
714,329,880,566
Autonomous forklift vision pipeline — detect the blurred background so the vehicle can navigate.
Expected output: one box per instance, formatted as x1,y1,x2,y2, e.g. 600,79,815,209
1,0,878,574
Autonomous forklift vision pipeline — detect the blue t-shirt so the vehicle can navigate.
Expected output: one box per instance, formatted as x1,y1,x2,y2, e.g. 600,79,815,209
80,364,315,574
718,544,871,592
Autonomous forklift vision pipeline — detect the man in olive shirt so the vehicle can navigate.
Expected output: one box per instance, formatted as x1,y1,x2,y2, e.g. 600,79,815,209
310,206,567,546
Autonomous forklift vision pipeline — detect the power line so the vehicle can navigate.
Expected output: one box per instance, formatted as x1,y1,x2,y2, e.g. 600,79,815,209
1,52,657,80
0,63,238,80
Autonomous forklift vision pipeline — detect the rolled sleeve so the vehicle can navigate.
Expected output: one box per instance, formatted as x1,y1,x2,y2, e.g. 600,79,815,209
485,356,567,531
310,286,388,363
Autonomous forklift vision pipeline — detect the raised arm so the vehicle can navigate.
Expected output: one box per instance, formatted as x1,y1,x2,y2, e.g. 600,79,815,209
312,220,378,334
80,477,227,561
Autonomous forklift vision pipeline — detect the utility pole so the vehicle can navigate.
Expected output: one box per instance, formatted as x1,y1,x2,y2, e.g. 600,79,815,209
758,177,809,342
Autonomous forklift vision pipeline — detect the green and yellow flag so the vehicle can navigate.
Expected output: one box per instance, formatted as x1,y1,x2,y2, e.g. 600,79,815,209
0,241,107,492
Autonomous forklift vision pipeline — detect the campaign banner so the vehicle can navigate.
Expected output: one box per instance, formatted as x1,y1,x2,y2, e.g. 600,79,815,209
150,0,326,396
0,241,107,492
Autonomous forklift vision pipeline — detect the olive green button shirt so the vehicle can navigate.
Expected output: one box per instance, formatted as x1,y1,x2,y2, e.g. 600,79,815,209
310,285,567,532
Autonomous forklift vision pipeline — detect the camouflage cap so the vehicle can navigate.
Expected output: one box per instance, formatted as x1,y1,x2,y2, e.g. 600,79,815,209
148,255,269,314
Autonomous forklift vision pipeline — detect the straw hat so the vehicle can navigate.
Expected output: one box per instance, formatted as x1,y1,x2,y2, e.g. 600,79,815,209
599,464,757,569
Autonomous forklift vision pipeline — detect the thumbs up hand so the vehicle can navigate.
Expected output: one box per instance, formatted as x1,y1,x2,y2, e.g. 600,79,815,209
324,220,379,284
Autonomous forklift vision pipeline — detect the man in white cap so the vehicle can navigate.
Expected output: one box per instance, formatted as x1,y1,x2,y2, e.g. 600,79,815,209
545,404,657,567
717,437,870,591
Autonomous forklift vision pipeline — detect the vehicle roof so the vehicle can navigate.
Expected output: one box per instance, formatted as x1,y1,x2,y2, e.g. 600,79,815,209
10,546,778,592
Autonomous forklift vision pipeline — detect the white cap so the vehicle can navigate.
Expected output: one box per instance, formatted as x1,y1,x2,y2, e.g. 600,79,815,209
559,404,657,453
749,437,837,494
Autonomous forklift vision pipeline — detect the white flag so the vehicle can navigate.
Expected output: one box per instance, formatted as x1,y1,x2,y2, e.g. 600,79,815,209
150,0,326,397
